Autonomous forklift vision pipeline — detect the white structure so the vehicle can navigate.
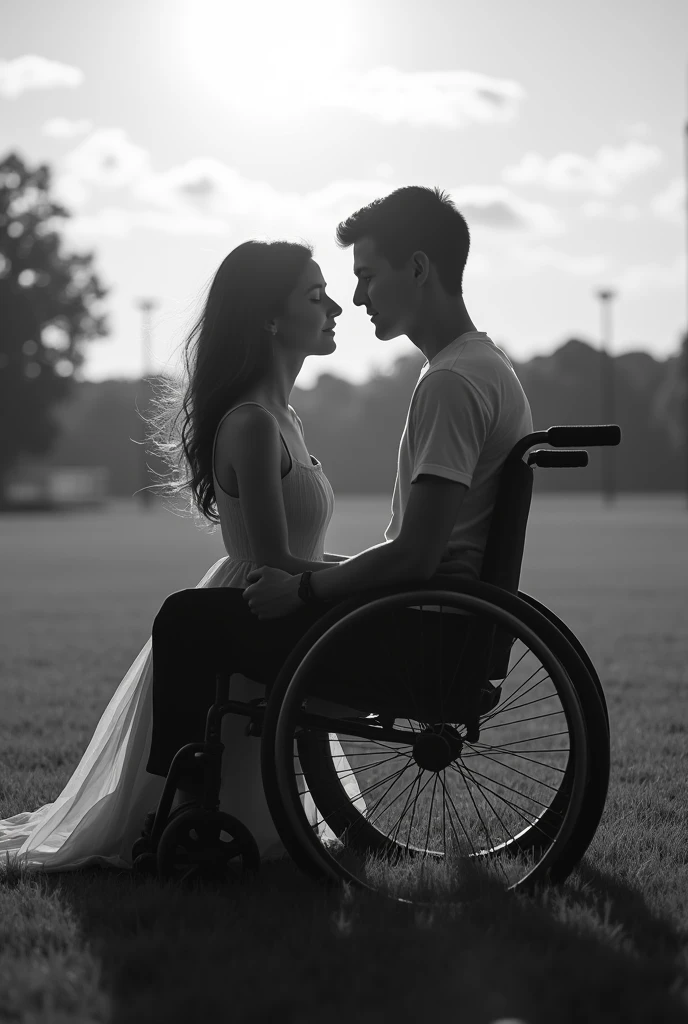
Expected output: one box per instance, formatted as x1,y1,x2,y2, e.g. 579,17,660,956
3,465,109,508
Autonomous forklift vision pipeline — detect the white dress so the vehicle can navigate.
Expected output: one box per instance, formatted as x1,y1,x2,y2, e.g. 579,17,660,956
0,403,362,871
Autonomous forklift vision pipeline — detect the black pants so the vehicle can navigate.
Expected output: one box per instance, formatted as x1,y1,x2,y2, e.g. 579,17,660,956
146,588,329,777
146,586,484,779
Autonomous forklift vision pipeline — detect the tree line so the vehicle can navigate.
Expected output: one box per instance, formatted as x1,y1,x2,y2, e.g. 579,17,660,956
1,150,686,502
39,336,686,497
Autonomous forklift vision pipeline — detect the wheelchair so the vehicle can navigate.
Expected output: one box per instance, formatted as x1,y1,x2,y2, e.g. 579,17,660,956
133,423,619,902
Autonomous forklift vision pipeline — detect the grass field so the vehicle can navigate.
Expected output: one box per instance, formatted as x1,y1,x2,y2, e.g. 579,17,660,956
1,494,687,1023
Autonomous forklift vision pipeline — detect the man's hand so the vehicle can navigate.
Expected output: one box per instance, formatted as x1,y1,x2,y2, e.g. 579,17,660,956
242,566,303,620
436,548,465,574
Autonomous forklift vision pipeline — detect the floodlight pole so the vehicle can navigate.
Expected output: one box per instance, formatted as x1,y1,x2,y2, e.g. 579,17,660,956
596,289,617,505
684,94,688,509
135,298,159,509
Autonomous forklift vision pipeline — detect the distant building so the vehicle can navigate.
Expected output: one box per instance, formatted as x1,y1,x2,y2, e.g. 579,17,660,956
2,462,110,510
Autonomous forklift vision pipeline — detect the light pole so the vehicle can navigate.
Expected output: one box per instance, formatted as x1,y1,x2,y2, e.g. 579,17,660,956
135,298,159,509
684,94,688,509
596,288,617,505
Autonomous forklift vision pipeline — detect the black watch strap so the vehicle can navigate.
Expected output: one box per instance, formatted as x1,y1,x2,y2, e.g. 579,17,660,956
298,570,320,605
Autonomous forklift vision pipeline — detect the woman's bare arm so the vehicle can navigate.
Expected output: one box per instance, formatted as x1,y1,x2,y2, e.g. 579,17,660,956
218,408,352,575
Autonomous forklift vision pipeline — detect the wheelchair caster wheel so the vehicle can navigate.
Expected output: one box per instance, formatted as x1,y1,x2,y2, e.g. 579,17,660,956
131,835,153,861
132,852,158,877
157,808,260,885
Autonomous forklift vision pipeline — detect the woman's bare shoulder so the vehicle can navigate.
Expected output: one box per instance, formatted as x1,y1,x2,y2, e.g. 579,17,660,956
218,401,276,434
214,403,279,459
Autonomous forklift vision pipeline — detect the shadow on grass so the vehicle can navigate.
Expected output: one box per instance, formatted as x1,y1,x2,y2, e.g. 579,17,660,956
3,849,686,1024
573,860,688,981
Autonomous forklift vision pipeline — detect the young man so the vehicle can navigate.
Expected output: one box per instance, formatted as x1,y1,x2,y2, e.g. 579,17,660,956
243,186,533,618
146,185,532,805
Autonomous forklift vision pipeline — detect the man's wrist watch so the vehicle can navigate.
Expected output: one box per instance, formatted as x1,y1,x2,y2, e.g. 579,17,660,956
298,570,323,605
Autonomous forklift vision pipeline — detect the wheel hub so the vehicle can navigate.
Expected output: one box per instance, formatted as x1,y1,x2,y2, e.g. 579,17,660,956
412,726,463,772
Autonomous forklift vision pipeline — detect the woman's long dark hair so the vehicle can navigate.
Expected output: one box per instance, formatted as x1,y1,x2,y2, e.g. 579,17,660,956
145,239,313,525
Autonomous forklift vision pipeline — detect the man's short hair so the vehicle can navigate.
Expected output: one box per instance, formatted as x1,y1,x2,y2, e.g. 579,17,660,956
336,185,470,297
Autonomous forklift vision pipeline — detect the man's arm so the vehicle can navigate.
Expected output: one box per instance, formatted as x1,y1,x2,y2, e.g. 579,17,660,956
311,476,468,603
323,552,349,562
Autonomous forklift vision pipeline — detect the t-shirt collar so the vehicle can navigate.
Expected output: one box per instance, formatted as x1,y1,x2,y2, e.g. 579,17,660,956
424,331,489,368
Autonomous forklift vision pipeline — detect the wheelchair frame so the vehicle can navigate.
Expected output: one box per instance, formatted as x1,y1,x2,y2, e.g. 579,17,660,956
135,423,620,895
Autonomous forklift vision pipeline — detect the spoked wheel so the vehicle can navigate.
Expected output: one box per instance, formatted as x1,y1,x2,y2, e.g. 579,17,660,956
157,808,260,885
262,586,594,904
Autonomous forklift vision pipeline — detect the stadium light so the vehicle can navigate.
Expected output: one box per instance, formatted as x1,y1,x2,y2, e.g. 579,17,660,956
134,298,159,510
684,78,688,510
596,289,617,506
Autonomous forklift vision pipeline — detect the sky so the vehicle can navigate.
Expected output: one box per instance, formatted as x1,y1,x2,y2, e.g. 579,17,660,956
1,0,687,388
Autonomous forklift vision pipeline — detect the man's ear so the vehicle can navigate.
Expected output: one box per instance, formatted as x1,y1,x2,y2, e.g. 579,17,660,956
412,251,430,284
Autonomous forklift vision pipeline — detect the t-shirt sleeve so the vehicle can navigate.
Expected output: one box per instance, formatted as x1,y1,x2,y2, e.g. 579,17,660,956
410,370,492,487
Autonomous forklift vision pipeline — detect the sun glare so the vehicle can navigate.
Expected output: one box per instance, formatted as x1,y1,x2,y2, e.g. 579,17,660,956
179,0,355,113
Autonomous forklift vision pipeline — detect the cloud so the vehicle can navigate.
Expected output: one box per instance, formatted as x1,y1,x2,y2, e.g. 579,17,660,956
62,128,151,189
51,172,91,211
615,254,685,295
317,67,526,129
503,141,663,196
42,117,93,139
581,200,641,221
0,55,83,98
650,178,685,223
133,157,303,220
62,206,230,239
135,160,563,239
507,244,608,276
449,185,566,236
54,129,563,243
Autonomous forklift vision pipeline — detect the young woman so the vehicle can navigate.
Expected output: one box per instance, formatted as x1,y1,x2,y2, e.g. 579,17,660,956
0,239,356,869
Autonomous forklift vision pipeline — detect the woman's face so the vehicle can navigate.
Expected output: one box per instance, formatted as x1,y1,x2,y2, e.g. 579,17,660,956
275,259,342,357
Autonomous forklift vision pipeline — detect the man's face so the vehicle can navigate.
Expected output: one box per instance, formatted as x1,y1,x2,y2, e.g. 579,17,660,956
352,237,418,342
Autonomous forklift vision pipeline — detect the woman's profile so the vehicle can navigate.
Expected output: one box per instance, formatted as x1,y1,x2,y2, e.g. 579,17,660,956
0,239,358,870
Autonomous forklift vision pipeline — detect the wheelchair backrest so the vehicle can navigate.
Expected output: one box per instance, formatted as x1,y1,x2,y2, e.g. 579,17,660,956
479,451,534,679
479,454,534,593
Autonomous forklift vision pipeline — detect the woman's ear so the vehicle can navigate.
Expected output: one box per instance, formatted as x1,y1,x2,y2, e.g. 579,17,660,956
264,320,278,335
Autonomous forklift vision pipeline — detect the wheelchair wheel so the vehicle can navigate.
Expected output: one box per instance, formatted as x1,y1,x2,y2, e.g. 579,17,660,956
518,590,609,734
157,808,260,885
515,590,611,881
262,586,594,903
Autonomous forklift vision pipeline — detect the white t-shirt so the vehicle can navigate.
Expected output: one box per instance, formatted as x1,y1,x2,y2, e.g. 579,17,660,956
384,331,533,580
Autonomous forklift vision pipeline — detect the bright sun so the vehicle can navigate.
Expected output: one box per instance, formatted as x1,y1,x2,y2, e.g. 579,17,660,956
179,0,355,112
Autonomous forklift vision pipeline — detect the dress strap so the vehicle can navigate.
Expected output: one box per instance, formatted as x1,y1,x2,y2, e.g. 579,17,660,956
212,402,292,485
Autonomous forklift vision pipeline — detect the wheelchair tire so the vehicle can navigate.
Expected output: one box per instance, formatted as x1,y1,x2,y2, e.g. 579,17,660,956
261,584,595,900
518,591,609,735
131,852,158,877
157,808,260,885
294,631,609,887
514,590,611,882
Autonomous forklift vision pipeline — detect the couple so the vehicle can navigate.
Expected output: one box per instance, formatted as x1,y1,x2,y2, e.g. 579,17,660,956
0,185,532,871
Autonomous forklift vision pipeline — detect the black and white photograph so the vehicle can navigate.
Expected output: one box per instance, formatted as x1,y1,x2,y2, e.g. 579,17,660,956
1,1,687,1021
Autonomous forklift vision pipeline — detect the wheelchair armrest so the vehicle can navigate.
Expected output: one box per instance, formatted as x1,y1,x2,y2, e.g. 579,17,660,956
527,449,588,468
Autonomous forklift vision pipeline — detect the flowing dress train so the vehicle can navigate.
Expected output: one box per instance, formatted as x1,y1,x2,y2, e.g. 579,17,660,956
0,404,363,870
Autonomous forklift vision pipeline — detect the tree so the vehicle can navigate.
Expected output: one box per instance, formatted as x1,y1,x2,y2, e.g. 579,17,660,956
0,151,108,498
